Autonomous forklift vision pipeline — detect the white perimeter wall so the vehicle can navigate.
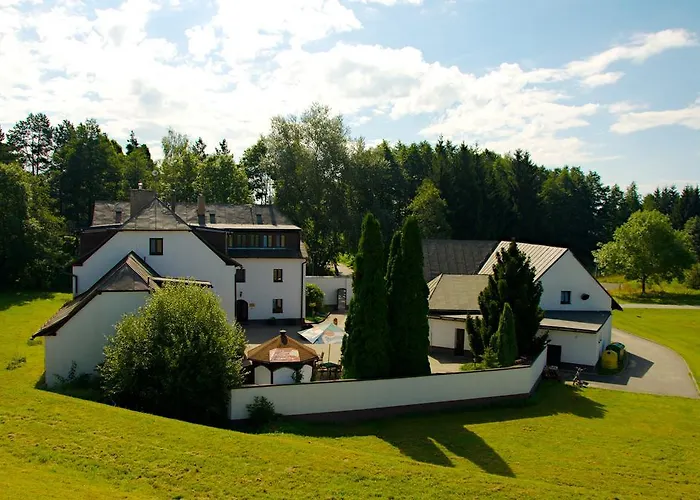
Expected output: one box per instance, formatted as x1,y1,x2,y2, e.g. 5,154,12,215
540,250,612,311
236,258,305,320
429,317,467,350
306,276,353,306
73,231,236,320
44,291,147,387
230,347,547,420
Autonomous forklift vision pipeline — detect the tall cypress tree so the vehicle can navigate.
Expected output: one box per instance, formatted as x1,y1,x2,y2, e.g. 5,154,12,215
489,303,518,366
394,216,431,376
343,213,391,379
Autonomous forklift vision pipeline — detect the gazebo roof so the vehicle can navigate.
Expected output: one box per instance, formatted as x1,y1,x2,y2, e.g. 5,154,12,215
246,331,319,365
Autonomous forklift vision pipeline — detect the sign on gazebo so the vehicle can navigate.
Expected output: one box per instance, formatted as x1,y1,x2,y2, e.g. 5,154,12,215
269,348,301,363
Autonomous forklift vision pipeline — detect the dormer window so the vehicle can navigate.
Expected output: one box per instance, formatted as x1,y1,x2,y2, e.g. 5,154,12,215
256,214,263,224
209,213,216,224
115,209,122,223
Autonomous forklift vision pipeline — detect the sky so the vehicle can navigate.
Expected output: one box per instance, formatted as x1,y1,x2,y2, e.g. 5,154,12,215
1,0,699,191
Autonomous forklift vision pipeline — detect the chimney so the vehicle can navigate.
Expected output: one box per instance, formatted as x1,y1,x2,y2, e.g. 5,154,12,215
280,329,287,344
197,194,206,225
130,188,157,216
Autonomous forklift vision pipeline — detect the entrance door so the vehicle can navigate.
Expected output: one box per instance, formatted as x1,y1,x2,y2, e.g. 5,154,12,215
547,344,562,366
454,328,466,356
236,299,249,323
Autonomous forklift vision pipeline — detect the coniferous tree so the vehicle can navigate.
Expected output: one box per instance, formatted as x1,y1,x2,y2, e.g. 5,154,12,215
398,217,431,376
343,213,391,379
469,241,545,358
385,230,405,375
488,303,518,366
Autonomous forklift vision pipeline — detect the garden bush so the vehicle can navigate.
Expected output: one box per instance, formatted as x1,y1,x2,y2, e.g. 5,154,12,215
100,283,246,425
305,283,325,315
247,396,276,425
686,263,700,290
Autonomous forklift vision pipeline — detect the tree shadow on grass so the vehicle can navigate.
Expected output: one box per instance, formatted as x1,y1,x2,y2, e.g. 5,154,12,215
0,290,61,311
264,382,605,476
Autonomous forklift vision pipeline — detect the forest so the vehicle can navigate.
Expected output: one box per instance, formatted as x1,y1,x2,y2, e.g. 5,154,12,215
1,103,699,288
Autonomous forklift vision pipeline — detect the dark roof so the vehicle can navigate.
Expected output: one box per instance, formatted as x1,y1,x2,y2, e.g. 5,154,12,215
427,274,489,313
121,198,190,231
246,333,319,365
422,239,497,281
33,252,160,338
540,310,611,334
479,241,567,281
92,201,297,228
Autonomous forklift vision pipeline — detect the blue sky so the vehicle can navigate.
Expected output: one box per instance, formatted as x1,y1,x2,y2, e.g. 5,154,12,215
1,0,699,191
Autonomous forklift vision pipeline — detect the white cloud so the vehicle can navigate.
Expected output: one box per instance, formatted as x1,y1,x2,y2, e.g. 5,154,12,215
608,101,648,114
351,0,422,5
611,103,700,134
0,0,695,167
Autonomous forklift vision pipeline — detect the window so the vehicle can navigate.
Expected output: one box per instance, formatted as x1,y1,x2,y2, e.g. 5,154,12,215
235,268,246,283
280,234,286,247
273,298,283,314
209,213,216,224
263,235,269,248
256,214,263,224
149,238,163,255
273,269,283,282
560,290,571,305
115,209,122,223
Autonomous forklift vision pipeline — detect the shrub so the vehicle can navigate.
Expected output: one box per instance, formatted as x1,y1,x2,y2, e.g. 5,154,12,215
686,263,700,290
5,355,26,370
247,396,276,425
481,347,500,369
305,283,325,315
100,283,246,425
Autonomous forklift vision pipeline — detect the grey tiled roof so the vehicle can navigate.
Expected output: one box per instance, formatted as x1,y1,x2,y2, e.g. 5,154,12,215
422,239,498,281
121,198,190,230
92,201,296,228
479,241,567,281
540,310,611,333
427,274,489,313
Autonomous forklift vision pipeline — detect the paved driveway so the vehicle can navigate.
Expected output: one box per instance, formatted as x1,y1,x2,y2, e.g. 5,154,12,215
582,328,699,399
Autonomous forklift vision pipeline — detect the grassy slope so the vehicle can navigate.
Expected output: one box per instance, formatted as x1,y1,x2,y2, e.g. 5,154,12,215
613,309,700,382
600,276,700,305
2,293,700,499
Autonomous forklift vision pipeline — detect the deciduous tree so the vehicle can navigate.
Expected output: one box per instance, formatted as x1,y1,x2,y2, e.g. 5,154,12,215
408,179,451,239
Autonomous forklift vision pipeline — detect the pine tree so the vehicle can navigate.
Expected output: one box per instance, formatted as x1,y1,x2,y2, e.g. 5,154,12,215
343,213,391,379
489,303,518,366
475,241,545,357
391,216,431,377
385,231,405,375
466,315,484,356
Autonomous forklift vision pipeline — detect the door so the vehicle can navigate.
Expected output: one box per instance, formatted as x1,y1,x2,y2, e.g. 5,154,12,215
547,344,562,366
454,328,466,356
236,299,248,323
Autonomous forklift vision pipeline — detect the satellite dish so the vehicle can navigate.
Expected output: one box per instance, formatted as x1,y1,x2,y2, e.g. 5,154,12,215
152,169,158,177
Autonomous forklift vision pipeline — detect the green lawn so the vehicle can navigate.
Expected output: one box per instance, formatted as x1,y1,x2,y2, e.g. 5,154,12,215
613,309,700,383
600,275,700,305
2,293,700,498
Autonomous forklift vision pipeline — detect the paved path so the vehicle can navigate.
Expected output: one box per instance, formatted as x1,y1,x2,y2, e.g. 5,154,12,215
581,328,699,398
621,303,700,310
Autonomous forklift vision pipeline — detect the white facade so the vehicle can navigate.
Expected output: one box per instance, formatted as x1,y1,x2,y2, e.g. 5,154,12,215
236,257,306,321
540,315,612,366
305,276,354,306
428,317,466,351
44,292,148,387
539,250,612,311
252,364,313,385
73,231,237,320
230,347,547,420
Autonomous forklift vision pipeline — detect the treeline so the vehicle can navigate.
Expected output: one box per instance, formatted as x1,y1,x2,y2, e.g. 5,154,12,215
2,103,700,288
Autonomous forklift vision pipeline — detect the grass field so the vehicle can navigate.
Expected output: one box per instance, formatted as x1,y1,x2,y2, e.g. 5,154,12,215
599,275,700,305
2,292,700,499
613,309,700,383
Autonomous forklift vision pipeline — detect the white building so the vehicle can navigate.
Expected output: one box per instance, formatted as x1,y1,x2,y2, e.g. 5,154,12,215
424,240,622,367
34,189,307,384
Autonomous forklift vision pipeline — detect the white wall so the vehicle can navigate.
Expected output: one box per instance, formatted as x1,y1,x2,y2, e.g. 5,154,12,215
429,317,467,350
253,364,313,385
44,292,147,387
230,347,547,420
73,231,237,321
236,257,305,320
254,365,271,385
306,276,353,306
542,329,599,366
539,250,612,311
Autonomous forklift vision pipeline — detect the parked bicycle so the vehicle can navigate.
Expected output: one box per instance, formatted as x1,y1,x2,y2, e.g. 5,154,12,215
572,367,588,388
